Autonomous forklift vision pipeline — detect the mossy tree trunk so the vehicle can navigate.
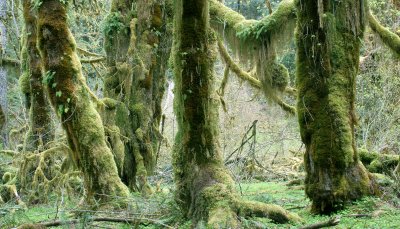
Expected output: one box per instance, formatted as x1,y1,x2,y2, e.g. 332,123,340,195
296,0,377,214
173,0,300,226
104,0,172,195
0,104,4,131
21,0,54,152
37,0,129,201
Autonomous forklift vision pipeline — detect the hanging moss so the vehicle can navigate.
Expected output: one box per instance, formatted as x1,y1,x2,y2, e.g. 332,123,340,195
37,0,129,201
210,0,296,112
296,0,377,214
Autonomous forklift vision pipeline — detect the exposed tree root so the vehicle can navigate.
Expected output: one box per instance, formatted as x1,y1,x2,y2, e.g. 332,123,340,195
18,143,83,203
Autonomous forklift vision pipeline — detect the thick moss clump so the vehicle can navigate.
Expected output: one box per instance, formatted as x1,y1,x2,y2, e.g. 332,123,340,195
296,0,377,214
37,0,129,201
358,149,399,174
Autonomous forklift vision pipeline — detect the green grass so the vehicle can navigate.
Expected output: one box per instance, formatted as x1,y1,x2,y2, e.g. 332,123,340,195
1,181,399,228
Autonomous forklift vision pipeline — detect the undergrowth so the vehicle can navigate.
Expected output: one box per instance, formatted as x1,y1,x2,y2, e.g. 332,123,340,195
1,180,399,228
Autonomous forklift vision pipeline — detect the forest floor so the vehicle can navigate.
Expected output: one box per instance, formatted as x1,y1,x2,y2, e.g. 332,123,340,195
1,179,400,229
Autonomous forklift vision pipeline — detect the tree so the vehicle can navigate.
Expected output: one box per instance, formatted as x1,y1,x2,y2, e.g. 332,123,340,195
172,0,299,226
36,0,129,201
296,0,378,213
103,0,172,195
20,0,54,152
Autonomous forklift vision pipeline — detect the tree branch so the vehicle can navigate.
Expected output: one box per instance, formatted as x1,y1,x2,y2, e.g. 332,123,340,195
217,38,296,115
18,217,174,228
368,11,400,56
298,216,340,229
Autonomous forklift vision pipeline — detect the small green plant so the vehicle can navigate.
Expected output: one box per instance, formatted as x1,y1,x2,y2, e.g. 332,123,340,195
31,0,42,9
103,12,127,36
42,71,55,85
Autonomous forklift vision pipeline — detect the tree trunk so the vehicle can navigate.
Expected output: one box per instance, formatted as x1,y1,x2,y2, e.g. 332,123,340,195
37,0,129,201
173,0,300,226
296,0,377,214
21,0,54,152
104,0,172,195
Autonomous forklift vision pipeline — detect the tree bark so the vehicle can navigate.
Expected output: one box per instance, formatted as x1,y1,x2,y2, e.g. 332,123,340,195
103,0,172,195
173,0,300,226
21,0,54,152
296,0,377,214
37,0,129,201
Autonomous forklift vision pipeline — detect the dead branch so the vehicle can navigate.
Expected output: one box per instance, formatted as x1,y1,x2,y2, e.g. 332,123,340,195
77,47,104,57
298,216,340,229
18,217,174,229
81,57,106,63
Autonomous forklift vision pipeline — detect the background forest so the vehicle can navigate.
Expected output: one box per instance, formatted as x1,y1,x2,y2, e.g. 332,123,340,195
0,0,400,228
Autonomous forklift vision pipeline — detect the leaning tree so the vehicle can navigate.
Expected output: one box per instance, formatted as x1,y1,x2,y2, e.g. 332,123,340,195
36,0,129,201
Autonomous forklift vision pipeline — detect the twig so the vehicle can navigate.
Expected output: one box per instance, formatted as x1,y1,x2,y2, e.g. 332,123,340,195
298,216,340,229
77,47,105,57
81,57,106,63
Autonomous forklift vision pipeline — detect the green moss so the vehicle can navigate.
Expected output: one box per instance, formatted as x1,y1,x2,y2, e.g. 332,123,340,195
296,0,375,214
368,11,400,56
37,0,129,201
19,72,30,94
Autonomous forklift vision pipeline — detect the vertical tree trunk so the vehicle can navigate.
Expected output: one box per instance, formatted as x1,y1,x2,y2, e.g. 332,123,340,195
21,0,54,152
0,0,8,147
37,0,129,201
173,0,299,226
296,0,377,214
104,0,172,195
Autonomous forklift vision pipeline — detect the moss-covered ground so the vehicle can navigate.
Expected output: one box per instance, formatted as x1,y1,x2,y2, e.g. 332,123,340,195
1,180,399,228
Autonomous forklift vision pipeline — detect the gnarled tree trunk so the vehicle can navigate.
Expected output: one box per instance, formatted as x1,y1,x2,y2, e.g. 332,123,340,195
103,0,172,195
296,0,377,214
21,0,54,152
173,0,300,226
37,0,129,201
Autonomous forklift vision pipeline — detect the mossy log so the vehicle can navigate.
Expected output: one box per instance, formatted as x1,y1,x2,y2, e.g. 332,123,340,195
21,0,54,153
37,0,129,201
367,11,400,57
358,149,399,174
296,0,377,214
173,0,300,226
103,0,172,195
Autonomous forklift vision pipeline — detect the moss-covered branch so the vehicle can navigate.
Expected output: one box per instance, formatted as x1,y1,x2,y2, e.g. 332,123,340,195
368,11,400,56
209,0,296,42
217,37,296,115
217,38,262,88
